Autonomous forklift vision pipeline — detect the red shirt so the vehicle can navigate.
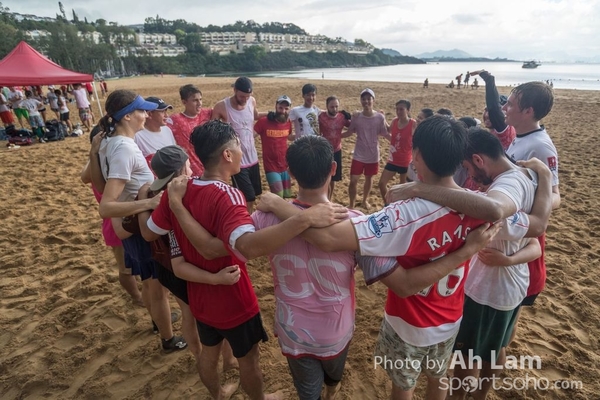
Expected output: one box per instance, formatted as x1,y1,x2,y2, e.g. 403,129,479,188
492,125,517,151
167,109,213,176
147,179,259,329
388,118,415,167
318,112,350,152
254,117,291,173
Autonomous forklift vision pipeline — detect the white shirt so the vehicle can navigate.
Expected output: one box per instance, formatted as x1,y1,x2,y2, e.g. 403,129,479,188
465,169,536,310
134,126,176,158
0,94,9,113
8,90,23,109
507,128,559,186
72,88,90,109
99,135,154,202
20,99,42,117
289,105,320,137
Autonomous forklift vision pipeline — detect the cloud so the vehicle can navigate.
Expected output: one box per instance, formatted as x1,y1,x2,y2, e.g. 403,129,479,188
450,14,484,24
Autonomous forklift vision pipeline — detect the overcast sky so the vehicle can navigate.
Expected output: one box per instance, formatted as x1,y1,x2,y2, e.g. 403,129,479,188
7,0,600,61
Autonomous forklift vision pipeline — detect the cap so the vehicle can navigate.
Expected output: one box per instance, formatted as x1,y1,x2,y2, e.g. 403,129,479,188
360,88,375,99
234,77,253,93
499,95,508,106
145,96,173,111
276,95,292,105
149,145,189,192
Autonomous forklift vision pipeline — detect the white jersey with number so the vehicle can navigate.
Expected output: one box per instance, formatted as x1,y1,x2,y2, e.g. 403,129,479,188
351,198,483,347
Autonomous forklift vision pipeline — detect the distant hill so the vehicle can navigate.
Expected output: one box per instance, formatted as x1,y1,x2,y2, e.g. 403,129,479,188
414,49,473,59
381,48,403,57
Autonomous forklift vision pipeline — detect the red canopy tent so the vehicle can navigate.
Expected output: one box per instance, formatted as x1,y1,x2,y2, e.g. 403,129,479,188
0,41,102,115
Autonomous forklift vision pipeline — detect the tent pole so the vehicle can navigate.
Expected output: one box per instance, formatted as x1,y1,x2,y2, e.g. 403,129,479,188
92,81,103,118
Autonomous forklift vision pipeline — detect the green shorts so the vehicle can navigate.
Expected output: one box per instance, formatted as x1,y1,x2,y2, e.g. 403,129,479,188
14,108,29,120
453,296,520,363
374,318,458,390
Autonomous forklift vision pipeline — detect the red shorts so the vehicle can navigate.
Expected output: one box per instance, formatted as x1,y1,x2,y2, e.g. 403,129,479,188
0,110,14,124
351,159,379,176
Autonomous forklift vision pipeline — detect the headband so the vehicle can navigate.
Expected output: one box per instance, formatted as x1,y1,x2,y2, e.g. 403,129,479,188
112,95,158,122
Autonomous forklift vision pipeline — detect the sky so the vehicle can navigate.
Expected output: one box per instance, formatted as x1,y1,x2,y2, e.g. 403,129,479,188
7,0,600,61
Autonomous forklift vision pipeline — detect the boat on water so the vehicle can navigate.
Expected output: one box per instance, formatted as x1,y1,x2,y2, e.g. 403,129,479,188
522,60,541,69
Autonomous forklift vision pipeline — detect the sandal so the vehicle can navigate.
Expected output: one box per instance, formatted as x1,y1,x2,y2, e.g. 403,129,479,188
162,335,187,353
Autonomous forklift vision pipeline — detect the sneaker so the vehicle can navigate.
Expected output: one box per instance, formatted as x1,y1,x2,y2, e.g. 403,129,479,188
162,336,187,353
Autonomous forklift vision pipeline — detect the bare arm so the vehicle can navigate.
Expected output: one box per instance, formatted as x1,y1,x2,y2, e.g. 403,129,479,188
98,179,161,218
212,101,228,122
235,202,348,259
477,238,541,267
551,185,561,210
256,192,356,252
517,158,553,237
80,161,92,184
89,133,106,193
171,257,241,285
381,223,500,297
386,182,515,221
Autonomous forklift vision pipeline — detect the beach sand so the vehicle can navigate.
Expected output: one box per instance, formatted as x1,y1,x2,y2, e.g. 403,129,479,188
0,76,598,400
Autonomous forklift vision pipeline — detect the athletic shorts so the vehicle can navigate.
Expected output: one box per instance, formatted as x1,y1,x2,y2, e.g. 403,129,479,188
332,150,343,182
0,110,14,124
196,312,268,358
374,318,457,390
28,115,44,129
232,163,262,202
79,108,91,121
521,293,539,307
121,234,158,281
286,346,350,400
156,262,189,304
14,108,28,120
350,159,378,176
453,296,520,363
60,112,70,122
384,163,408,174
265,170,292,198
102,218,122,247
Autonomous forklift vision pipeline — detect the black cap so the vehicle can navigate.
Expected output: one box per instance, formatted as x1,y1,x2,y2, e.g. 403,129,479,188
234,77,253,93
149,145,188,192
145,96,173,111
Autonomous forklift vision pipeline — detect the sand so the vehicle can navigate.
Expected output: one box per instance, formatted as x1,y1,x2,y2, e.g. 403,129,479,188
0,75,598,400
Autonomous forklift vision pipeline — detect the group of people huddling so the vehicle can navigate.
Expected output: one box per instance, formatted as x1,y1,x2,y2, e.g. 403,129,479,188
81,71,560,400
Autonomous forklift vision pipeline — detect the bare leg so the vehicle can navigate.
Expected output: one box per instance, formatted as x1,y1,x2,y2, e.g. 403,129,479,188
145,278,173,340
390,383,415,400
362,175,374,209
323,383,341,400
378,169,396,204
112,246,143,306
199,341,239,400
447,362,480,400
238,344,283,400
176,298,202,374
348,175,360,209
328,180,335,200
246,201,254,214
508,308,522,346
424,375,446,400
222,340,238,371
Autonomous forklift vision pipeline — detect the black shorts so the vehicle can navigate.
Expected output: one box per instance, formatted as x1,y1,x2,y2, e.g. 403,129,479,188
156,263,188,304
60,112,70,122
332,150,343,182
384,163,408,174
121,235,158,281
232,163,262,202
520,293,539,307
196,312,268,358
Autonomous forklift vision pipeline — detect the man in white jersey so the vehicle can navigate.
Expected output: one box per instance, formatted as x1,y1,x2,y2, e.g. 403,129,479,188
212,77,262,212
134,97,176,164
289,83,320,138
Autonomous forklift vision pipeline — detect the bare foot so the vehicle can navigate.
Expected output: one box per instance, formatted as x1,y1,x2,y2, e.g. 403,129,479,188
323,384,341,400
221,380,239,400
363,201,371,209
264,390,285,400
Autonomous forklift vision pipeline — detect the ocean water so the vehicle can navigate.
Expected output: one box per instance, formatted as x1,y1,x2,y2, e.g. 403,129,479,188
256,62,600,91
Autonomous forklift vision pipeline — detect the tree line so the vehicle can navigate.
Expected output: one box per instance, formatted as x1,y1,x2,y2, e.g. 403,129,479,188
0,5,423,77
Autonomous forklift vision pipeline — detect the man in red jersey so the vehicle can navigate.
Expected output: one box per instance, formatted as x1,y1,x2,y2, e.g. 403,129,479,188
254,95,294,198
167,84,213,176
318,95,351,199
147,120,344,400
